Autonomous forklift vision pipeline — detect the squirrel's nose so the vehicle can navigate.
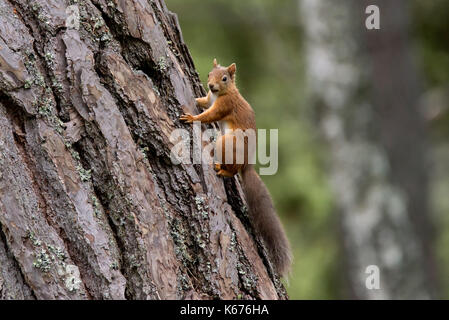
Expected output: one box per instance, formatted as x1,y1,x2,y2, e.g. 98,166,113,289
208,83,215,90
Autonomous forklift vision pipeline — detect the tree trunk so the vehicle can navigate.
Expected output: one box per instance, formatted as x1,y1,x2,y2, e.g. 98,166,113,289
300,0,438,299
0,0,287,300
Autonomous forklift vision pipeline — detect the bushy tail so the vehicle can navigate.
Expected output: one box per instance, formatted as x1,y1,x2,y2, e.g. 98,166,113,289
241,165,292,276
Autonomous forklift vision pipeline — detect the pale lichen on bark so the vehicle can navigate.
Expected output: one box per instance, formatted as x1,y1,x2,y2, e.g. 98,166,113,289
0,0,287,299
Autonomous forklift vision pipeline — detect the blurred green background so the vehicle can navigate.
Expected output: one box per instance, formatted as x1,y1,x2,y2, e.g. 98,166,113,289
165,0,449,299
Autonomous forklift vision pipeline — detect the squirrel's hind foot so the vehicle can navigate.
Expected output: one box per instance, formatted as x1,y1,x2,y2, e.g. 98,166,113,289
216,169,234,178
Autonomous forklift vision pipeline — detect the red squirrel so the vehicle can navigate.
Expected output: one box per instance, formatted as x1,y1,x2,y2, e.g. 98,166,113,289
180,59,292,276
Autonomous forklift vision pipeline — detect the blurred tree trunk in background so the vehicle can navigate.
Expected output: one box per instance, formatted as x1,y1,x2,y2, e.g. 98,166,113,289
0,0,287,299
300,0,439,299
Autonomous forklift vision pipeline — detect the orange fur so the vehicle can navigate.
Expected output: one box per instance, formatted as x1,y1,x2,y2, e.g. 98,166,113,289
180,60,255,176
180,59,292,276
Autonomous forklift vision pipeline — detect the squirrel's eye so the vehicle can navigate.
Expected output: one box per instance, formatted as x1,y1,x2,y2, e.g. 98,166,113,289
222,76,227,82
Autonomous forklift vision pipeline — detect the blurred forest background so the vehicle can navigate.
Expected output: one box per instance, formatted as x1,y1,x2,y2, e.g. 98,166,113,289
166,0,449,299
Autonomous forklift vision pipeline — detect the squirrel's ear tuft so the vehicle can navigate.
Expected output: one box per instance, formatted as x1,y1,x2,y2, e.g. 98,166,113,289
228,63,236,77
213,58,218,67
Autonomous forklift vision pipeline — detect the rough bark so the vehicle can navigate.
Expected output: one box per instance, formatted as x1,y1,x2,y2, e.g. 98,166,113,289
0,0,287,300
300,0,438,299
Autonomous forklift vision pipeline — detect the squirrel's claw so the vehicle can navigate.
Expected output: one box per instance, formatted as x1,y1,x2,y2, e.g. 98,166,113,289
179,113,195,123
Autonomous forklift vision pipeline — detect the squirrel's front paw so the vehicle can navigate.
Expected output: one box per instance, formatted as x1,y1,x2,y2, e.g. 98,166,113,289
179,113,196,123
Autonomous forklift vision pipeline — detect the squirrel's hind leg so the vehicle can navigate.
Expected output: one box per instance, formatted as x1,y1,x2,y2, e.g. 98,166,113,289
216,169,235,178
214,163,239,178
218,163,242,177
215,133,245,178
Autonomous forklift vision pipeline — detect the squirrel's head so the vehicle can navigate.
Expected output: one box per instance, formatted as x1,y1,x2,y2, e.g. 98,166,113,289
207,58,236,95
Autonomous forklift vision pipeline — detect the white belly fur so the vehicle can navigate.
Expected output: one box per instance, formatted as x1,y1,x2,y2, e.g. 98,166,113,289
209,92,231,134
219,120,232,135
209,92,217,107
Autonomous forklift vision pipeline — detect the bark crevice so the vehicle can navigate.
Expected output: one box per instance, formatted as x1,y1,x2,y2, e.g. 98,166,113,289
0,220,36,299
0,0,287,300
